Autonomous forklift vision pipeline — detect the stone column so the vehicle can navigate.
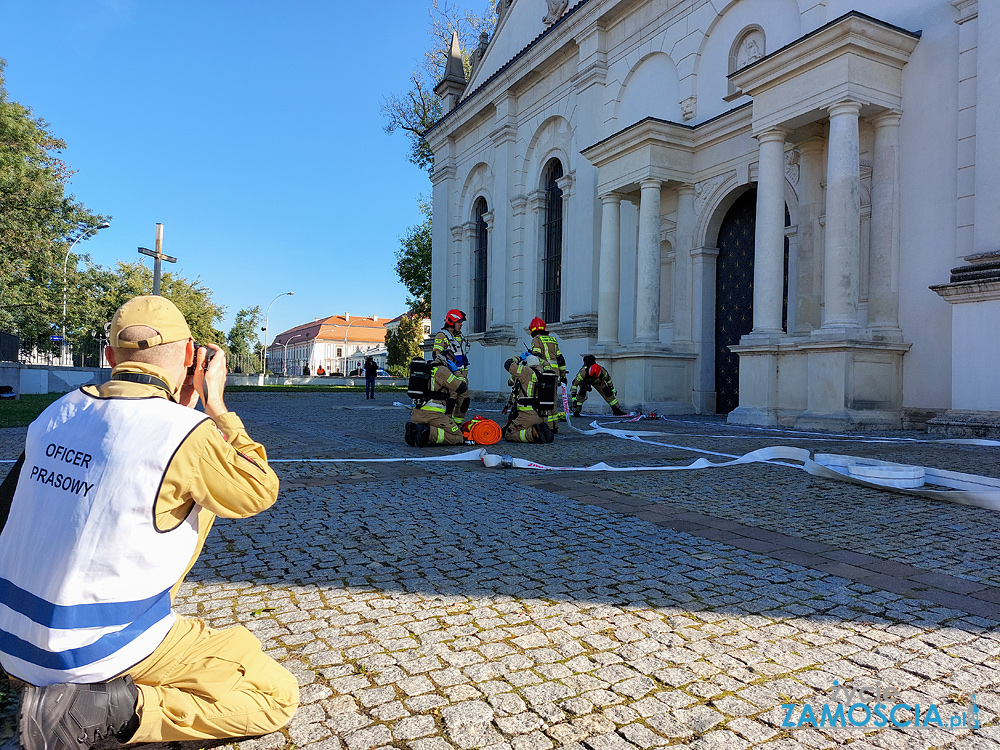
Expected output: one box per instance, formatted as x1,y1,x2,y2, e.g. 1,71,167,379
794,138,825,333
752,128,788,335
598,193,622,345
449,225,464,305
461,221,476,313
691,245,719,413
636,179,662,342
822,101,862,330
482,210,495,330
673,184,695,343
869,111,902,334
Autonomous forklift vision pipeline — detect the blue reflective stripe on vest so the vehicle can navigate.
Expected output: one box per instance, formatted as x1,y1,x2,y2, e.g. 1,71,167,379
0,578,169,629
0,590,171,670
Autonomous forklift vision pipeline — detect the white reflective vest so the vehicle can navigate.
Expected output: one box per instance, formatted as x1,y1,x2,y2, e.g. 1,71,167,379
0,388,209,685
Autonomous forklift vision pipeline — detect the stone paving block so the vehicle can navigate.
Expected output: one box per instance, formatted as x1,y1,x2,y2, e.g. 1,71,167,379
9,396,1000,750
582,731,638,749
394,715,438,740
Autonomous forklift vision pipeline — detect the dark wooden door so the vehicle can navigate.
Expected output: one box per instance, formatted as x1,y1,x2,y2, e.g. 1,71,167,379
715,190,757,414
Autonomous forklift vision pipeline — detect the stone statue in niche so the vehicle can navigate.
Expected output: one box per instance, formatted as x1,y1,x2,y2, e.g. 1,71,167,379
543,0,569,26
470,31,490,74
736,30,764,70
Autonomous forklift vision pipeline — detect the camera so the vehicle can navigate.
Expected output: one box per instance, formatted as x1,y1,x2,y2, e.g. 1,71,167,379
186,343,215,380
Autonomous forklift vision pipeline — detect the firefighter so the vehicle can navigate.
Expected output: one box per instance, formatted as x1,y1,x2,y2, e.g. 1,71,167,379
502,356,554,443
527,317,567,430
571,354,627,417
404,360,468,447
432,309,471,425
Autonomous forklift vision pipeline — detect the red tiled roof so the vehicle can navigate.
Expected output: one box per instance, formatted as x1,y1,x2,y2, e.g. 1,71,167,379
270,314,392,348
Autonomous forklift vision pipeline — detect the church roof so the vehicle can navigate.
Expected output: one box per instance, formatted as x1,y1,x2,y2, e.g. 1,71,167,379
427,0,588,137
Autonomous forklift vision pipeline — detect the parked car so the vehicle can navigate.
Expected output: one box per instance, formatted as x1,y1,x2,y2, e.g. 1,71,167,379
377,368,389,377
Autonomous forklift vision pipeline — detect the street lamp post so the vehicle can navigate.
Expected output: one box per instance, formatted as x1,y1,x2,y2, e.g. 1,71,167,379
261,291,294,374
62,221,111,366
341,315,361,374
282,333,303,377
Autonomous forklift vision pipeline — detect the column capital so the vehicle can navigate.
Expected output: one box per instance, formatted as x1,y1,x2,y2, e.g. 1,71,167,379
639,178,662,191
828,100,862,119
450,225,464,241
676,183,695,197
754,128,788,144
599,192,623,204
482,211,495,230
870,110,902,129
797,136,826,155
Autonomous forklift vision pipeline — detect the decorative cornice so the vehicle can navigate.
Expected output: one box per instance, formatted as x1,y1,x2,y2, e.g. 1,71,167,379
548,313,598,339
931,279,1000,304
479,325,519,346
950,0,978,24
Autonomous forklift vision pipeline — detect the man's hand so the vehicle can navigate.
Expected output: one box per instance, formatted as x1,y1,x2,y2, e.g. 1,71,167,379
194,344,228,419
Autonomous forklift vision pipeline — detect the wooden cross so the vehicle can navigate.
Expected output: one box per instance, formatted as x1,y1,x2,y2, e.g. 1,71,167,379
137,223,177,295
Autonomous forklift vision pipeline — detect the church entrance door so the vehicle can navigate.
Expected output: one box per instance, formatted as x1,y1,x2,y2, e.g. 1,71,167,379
714,190,757,414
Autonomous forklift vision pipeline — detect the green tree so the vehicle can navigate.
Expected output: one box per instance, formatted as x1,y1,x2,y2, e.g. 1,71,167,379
385,314,426,369
61,261,226,360
227,306,263,373
0,58,110,354
380,1,497,173
395,198,433,318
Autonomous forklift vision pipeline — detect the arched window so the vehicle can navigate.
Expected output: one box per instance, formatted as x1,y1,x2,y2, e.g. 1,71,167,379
472,196,489,334
727,26,765,99
542,159,564,323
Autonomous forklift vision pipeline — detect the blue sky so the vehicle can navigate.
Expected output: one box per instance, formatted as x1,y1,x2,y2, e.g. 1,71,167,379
0,0,439,343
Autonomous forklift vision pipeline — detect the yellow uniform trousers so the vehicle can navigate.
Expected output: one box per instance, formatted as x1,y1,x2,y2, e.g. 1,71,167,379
126,616,298,743
411,404,464,445
503,408,545,442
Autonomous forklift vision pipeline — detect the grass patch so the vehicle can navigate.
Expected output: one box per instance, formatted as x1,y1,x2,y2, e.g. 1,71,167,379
0,393,61,428
226,384,406,393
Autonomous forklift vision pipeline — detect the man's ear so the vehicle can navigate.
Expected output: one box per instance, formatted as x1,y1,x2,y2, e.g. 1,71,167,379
105,346,117,368
184,339,195,367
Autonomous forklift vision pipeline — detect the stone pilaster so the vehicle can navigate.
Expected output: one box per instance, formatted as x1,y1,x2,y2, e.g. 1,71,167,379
794,138,825,333
673,185,695,343
869,111,902,336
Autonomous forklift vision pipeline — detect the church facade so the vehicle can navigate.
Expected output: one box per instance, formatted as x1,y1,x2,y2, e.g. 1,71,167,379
425,0,1000,433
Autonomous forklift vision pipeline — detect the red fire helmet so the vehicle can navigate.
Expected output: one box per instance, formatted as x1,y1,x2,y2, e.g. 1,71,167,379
588,364,602,378
445,309,467,326
528,316,545,333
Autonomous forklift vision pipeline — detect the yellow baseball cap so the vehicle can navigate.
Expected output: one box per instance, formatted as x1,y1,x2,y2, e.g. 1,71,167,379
109,295,192,349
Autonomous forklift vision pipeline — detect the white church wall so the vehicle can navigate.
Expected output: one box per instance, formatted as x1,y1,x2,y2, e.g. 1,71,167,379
894,3,960,411
615,52,682,131
693,0,802,124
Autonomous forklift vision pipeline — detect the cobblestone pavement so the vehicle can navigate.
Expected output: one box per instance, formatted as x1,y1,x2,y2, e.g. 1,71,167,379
2,390,1000,750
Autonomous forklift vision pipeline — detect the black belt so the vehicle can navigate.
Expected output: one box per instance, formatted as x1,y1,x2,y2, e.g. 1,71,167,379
112,372,174,397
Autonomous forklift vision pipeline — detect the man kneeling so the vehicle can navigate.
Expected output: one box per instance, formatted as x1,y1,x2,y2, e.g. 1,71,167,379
0,296,298,749
405,360,468,447
502,356,554,443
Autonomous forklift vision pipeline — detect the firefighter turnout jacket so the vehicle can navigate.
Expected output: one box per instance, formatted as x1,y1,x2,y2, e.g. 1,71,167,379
570,365,622,411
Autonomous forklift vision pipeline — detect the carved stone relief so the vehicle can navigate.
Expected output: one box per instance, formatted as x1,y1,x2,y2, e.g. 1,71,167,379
736,30,765,70
543,0,568,26
785,148,800,186
694,173,731,216
680,96,697,122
